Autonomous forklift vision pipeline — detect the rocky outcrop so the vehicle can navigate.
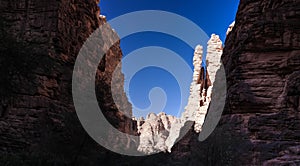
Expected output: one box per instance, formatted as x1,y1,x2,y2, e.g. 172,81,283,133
0,0,135,164
137,112,177,154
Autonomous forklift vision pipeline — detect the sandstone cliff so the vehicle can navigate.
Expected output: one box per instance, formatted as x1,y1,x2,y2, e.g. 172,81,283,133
0,0,135,165
0,0,299,165
217,0,300,164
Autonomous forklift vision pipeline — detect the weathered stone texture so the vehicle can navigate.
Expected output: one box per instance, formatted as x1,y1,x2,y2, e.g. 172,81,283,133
137,112,176,154
0,0,299,165
222,0,300,113
0,0,134,164
214,1,300,163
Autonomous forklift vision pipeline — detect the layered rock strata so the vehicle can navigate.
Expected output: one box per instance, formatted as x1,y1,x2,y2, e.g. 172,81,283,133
215,0,300,164
0,0,135,164
1,0,299,165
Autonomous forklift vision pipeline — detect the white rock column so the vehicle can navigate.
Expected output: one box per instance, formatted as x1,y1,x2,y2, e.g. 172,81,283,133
207,34,223,85
183,45,203,121
205,34,223,108
136,34,224,154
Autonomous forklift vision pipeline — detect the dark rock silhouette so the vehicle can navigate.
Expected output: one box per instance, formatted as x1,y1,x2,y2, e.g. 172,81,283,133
0,0,135,165
0,0,299,165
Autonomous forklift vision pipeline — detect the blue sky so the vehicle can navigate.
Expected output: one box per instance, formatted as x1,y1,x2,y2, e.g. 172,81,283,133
99,0,239,118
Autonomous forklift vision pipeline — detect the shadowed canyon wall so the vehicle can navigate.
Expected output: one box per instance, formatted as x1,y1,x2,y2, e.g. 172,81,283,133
218,0,300,164
0,0,299,165
0,0,135,165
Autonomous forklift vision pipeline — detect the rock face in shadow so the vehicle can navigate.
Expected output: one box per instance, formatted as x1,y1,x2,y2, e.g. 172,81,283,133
215,0,300,164
222,0,300,114
167,0,300,165
0,0,299,165
0,0,135,165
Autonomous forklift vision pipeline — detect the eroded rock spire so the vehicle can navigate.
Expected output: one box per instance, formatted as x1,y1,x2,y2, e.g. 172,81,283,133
136,34,223,154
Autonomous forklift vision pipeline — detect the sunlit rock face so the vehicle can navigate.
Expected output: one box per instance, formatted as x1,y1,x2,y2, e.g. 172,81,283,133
226,21,235,36
137,112,177,154
137,35,223,154
193,34,223,133
207,34,223,85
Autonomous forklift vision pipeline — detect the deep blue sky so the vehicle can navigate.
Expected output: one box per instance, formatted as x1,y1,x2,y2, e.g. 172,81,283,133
99,0,239,118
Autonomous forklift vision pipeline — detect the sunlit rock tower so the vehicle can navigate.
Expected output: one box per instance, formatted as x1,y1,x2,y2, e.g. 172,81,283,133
163,45,206,152
136,34,224,154
183,34,223,133
135,37,224,154
182,45,203,120
182,45,206,132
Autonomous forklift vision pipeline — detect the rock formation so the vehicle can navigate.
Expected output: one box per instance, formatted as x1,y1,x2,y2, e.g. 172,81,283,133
195,34,223,133
0,0,135,164
215,0,300,164
137,112,177,154
0,0,299,165
182,45,205,133
136,34,223,154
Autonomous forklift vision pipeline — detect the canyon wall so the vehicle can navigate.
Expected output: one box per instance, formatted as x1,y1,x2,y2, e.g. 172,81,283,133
218,0,300,164
0,0,135,165
0,0,299,165
168,0,300,165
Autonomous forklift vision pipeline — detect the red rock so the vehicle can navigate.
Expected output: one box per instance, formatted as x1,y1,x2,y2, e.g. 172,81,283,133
0,0,135,164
